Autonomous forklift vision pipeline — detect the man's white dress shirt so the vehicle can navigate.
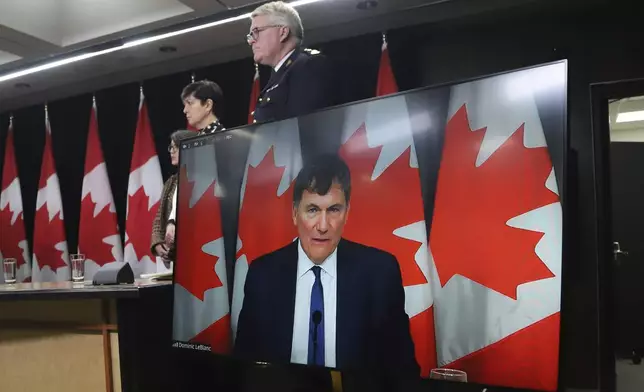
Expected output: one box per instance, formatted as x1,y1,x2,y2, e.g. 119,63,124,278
290,240,337,367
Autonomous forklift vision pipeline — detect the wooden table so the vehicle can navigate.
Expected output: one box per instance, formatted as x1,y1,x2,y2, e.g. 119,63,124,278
0,279,172,392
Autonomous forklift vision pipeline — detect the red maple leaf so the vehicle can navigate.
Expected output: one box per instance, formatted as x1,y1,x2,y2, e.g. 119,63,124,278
32,206,67,272
429,105,559,299
236,147,297,264
0,207,28,269
338,124,427,286
78,196,119,266
125,187,159,261
175,165,224,301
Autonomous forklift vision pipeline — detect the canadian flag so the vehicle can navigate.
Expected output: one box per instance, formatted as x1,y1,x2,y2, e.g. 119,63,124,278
173,142,230,353
247,65,260,124
231,119,303,341
32,109,70,282
429,65,563,390
124,90,166,276
338,95,436,376
376,34,399,97
0,118,31,283
78,100,123,280
333,37,436,376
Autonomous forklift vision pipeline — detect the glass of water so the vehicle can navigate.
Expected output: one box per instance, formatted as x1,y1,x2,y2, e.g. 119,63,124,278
430,368,468,382
3,258,17,284
70,254,85,282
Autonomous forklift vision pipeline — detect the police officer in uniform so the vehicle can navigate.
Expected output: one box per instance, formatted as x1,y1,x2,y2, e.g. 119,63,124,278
181,79,225,134
248,1,333,124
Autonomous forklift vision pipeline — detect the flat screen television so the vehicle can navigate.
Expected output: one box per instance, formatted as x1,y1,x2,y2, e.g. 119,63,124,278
171,60,567,391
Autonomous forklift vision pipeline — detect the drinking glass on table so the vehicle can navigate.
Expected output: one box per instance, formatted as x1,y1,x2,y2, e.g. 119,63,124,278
70,254,86,282
430,368,468,382
3,258,17,284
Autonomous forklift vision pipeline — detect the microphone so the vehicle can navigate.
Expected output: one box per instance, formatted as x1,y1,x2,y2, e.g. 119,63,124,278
312,310,322,326
312,310,322,365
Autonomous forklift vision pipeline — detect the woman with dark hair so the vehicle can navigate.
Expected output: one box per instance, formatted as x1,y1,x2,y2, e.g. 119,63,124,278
181,79,226,135
151,130,195,267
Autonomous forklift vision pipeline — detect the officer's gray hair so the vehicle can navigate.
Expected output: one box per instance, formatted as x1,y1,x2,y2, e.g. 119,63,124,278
251,1,304,45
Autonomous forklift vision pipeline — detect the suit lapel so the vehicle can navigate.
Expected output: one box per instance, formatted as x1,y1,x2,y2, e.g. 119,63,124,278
260,70,279,95
260,50,300,95
335,239,356,368
272,240,299,362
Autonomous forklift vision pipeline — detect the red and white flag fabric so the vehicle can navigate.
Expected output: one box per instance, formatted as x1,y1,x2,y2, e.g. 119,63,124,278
428,66,563,390
173,143,230,353
338,95,437,376
331,37,437,376
32,109,70,282
231,119,303,341
248,65,260,124
376,35,399,97
0,118,31,283
124,90,166,276
78,100,123,280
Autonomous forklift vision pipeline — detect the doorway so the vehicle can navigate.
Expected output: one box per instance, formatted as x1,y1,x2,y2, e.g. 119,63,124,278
593,79,644,392
609,95,644,391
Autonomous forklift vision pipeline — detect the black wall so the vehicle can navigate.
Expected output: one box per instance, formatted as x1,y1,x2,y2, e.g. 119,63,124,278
0,0,640,389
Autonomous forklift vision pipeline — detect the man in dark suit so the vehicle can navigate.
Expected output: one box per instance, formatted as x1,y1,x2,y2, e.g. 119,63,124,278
234,153,419,377
247,1,334,123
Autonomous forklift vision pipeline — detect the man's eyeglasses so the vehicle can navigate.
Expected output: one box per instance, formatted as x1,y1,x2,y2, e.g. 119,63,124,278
168,144,178,153
246,25,282,44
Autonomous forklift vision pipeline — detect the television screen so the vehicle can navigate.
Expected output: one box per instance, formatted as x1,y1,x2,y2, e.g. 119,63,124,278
171,61,567,391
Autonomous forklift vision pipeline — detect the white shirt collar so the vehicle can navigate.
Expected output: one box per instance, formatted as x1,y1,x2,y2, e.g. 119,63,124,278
297,239,337,280
274,49,296,72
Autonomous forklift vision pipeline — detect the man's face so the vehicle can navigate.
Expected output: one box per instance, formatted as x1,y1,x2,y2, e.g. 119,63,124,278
292,182,349,264
183,94,210,128
249,15,283,65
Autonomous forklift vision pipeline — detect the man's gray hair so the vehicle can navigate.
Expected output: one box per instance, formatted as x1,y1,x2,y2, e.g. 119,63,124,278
251,1,304,45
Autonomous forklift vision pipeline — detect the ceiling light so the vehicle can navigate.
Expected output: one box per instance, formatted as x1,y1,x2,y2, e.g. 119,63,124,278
0,0,325,84
616,110,644,123
0,45,123,83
